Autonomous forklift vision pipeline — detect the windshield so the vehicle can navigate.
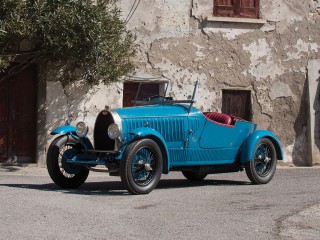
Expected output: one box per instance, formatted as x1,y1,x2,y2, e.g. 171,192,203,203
131,79,198,114
133,81,169,104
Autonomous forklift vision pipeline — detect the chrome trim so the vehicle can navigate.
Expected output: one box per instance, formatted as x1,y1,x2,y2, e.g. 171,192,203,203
109,110,122,138
109,109,123,151
108,123,120,139
76,122,89,137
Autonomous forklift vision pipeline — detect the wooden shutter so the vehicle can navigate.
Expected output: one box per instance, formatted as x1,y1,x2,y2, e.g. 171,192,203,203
214,0,259,19
214,0,236,17
222,90,251,121
237,0,259,18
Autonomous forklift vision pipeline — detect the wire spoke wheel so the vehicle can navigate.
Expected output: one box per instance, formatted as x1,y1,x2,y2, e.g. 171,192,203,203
245,138,277,184
254,143,273,177
58,145,77,178
132,147,157,186
120,138,163,194
46,135,89,189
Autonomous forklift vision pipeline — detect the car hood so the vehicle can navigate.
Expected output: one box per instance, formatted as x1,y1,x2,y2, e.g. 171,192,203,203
114,104,189,118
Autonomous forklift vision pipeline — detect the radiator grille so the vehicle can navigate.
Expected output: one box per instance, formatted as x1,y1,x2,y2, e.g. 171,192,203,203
93,112,115,151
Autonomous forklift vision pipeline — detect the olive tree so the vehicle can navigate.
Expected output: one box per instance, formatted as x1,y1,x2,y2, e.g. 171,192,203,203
0,0,135,85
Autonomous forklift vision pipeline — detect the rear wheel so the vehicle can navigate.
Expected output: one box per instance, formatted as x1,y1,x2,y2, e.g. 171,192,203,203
182,171,207,181
245,138,277,184
120,138,163,194
47,135,89,189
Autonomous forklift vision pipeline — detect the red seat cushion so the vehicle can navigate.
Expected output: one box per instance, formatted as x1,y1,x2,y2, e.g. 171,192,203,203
204,112,232,125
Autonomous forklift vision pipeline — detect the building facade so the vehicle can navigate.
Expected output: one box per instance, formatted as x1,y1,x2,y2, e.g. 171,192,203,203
1,0,320,167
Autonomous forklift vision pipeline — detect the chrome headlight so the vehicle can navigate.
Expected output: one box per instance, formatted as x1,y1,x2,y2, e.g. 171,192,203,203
108,123,120,140
76,122,88,138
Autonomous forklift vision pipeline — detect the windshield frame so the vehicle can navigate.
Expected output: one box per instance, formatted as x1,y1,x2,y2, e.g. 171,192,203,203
127,78,198,114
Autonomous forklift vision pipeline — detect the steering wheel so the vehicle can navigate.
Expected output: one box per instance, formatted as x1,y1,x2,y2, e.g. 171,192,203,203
143,95,166,101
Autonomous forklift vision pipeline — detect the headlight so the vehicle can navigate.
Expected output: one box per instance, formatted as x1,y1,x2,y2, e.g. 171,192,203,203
76,122,88,138
108,123,120,140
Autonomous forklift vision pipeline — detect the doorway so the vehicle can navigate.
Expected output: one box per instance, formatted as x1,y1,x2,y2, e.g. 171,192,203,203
222,89,252,121
0,64,37,163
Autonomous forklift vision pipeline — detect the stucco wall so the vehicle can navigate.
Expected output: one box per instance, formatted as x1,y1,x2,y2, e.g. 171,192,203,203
42,0,320,166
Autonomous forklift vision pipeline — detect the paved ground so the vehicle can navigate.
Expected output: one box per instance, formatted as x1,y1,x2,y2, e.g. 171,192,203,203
0,165,319,240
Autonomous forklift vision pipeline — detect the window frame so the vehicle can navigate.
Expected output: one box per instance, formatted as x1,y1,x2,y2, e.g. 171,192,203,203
213,0,260,19
222,89,252,121
122,81,166,107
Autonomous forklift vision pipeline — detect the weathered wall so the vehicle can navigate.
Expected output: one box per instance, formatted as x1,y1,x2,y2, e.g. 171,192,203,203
307,59,320,166
44,63,123,136
41,0,320,166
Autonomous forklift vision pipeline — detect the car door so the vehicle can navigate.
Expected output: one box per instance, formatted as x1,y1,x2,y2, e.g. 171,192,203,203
185,112,253,165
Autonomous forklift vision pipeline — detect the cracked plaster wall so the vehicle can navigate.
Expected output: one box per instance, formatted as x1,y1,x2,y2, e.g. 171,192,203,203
43,0,320,166
44,62,123,155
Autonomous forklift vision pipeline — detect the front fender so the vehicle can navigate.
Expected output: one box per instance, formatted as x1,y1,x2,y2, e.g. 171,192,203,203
240,130,283,164
50,126,93,150
50,126,76,135
129,127,171,174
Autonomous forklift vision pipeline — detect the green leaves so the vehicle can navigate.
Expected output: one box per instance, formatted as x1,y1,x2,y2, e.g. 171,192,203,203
0,0,135,85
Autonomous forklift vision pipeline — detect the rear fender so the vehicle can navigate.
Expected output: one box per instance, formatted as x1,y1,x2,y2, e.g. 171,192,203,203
129,127,171,174
240,130,283,164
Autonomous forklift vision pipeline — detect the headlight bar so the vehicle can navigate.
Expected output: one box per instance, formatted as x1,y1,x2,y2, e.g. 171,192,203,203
108,123,120,140
76,122,89,138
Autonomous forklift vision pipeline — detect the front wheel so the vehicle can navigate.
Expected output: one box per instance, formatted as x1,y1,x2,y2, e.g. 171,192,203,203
47,135,89,189
120,138,163,194
245,138,277,184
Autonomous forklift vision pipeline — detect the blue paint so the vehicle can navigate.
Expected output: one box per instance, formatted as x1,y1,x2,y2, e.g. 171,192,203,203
240,130,284,164
115,105,283,169
128,127,171,174
49,101,283,174
47,82,284,193
50,125,76,135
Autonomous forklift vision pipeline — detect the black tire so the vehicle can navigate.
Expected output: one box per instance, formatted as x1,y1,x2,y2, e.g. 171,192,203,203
120,138,163,194
46,135,89,189
182,171,207,181
245,138,277,184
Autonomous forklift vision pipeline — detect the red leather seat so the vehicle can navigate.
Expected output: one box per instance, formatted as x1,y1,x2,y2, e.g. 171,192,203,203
204,112,232,125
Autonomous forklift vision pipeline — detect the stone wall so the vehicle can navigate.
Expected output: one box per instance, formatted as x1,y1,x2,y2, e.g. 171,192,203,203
41,0,320,166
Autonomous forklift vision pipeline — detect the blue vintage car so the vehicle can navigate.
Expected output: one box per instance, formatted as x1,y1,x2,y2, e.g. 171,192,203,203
47,81,283,194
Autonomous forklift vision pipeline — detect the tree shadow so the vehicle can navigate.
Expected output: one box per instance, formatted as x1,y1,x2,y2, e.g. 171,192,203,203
0,178,250,196
0,166,22,172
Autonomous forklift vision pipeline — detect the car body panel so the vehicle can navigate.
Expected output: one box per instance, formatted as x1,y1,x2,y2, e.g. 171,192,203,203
51,103,283,171
129,127,171,173
51,125,76,135
117,104,189,147
240,130,283,164
113,105,281,169
199,120,255,149
47,80,283,194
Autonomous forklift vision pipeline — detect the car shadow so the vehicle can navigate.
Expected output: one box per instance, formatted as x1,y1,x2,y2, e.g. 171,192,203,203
0,178,250,196
158,179,251,189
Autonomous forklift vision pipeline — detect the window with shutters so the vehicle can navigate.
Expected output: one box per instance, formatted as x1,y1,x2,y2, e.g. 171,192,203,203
213,0,259,19
222,90,252,121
